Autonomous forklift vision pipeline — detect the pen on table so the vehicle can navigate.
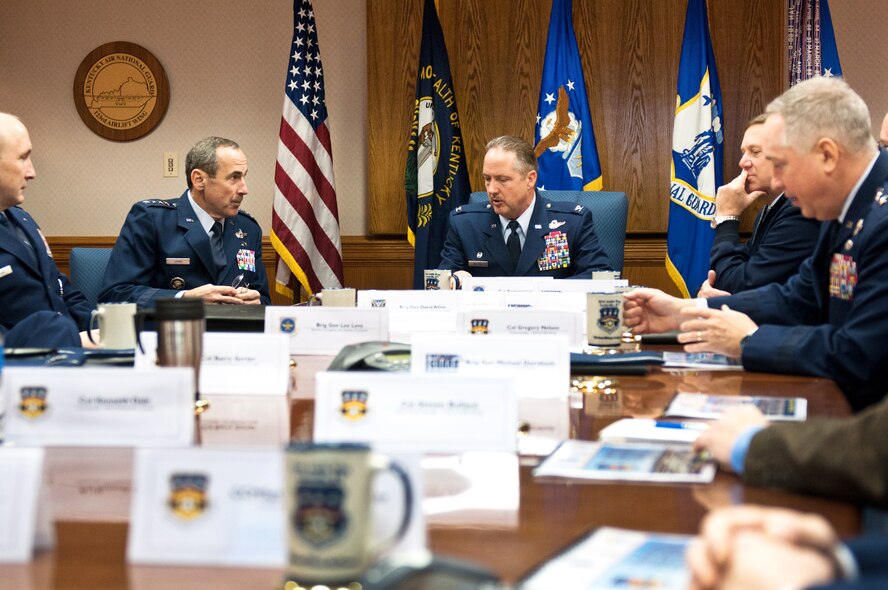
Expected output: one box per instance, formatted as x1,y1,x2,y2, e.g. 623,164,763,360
654,421,709,431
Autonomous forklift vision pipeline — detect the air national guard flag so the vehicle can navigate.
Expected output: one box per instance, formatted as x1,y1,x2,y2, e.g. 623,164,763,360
788,0,842,85
271,0,345,298
533,0,603,191
405,0,471,289
666,0,724,298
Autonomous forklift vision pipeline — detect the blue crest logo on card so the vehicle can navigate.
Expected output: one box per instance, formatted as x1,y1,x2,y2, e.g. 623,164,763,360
370,299,387,308
425,353,460,372
295,482,347,547
280,317,297,333
340,390,369,421
18,386,48,419
597,306,621,334
425,275,440,290
168,473,209,520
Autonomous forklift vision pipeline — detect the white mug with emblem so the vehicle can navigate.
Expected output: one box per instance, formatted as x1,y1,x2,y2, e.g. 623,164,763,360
586,292,624,347
317,287,357,307
88,303,137,349
284,442,413,586
423,268,452,290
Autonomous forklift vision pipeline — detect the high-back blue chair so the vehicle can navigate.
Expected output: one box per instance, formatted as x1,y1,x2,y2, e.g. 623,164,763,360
468,190,629,272
68,247,113,310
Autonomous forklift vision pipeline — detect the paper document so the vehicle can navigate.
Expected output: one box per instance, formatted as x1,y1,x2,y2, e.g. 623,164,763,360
518,527,691,590
598,418,707,444
533,440,715,484
664,392,807,421
662,351,742,370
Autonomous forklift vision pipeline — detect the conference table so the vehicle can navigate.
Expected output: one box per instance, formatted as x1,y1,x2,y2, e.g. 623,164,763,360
0,353,858,589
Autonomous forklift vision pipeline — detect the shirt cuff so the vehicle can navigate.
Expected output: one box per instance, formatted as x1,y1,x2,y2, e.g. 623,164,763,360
174,290,186,299
831,542,860,581
693,298,708,309
730,424,766,474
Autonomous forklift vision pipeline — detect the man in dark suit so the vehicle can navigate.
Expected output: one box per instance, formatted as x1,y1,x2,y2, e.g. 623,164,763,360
687,504,887,590
624,78,888,410
100,137,270,308
437,135,612,285
0,113,91,347
698,114,821,297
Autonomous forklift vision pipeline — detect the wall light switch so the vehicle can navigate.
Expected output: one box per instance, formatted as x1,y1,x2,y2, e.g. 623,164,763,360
163,152,178,177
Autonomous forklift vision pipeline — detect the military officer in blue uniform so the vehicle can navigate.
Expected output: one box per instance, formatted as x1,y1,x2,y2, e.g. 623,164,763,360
625,78,888,411
698,115,821,297
100,137,270,308
438,135,612,284
0,113,90,347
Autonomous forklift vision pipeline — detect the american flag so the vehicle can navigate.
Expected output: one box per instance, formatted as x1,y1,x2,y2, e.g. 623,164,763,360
271,0,344,298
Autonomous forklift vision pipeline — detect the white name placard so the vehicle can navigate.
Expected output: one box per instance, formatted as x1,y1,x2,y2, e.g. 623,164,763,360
459,276,553,292
128,448,285,566
0,447,44,562
357,290,459,339
44,447,133,522
3,368,194,447
538,278,628,293
314,372,517,453
411,333,570,400
501,291,586,314
134,332,290,396
456,308,583,346
265,306,388,354
199,395,290,447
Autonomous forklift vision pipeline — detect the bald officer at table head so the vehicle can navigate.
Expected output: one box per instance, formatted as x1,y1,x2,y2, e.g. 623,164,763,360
0,112,92,347
437,135,612,287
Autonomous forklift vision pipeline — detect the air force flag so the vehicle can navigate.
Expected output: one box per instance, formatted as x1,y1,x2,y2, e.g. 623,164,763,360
666,0,724,297
533,0,602,192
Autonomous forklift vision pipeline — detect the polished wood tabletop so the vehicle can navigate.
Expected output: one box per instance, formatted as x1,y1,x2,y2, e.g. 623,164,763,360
0,363,858,589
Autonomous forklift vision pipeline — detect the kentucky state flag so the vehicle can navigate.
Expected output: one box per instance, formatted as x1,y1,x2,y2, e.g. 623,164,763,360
534,0,602,191
788,0,843,85
666,0,724,298
405,0,471,289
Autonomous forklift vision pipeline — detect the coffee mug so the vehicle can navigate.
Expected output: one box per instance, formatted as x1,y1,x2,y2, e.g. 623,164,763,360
423,269,452,290
586,292,624,347
318,287,357,307
88,303,137,349
284,442,413,586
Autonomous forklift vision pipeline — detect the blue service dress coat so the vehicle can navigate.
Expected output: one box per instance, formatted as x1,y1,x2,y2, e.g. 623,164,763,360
811,535,888,589
99,192,271,308
709,195,822,293
709,151,888,410
0,206,90,346
437,194,612,278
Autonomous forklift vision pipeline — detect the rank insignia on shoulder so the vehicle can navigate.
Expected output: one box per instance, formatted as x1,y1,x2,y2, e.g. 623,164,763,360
143,199,175,208
574,205,583,212
549,219,566,230
455,206,462,213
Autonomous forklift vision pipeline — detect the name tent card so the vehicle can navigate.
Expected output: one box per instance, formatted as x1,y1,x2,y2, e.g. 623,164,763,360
456,308,583,347
127,448,286,566
314,372,517,453
0,448,44,562
459,276,553,292
265,306,388,355
3,367,194,447
134,332,290,396
357,290,459,338
537,278,628,293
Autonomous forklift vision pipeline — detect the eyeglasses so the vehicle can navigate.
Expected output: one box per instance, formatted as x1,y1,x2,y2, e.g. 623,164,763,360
231,274,251,289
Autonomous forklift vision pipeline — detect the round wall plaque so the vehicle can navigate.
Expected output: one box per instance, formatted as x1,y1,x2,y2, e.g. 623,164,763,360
73,41,170,141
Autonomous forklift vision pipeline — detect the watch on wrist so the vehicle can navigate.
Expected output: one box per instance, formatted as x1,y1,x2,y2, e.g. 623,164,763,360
710,215,741,229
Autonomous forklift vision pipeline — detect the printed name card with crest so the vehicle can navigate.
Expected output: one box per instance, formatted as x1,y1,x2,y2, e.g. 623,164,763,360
2,368,194,447
456,308,583,346
134,332,290,395
314,372,517,453
357,290,459,338
459,276,553,292
265,306,388,354
128,448,286,566
0,448,44,562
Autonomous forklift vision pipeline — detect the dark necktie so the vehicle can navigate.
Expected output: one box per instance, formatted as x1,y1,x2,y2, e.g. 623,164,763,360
506,220,521,272
210,222,226,274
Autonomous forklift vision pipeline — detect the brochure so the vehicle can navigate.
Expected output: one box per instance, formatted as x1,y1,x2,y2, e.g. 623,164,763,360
662,351,743,370
664,392,807,421
533,440,715,484
518,527,691,590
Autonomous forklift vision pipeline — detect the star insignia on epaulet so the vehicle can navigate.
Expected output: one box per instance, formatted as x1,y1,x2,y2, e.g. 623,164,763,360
142,199,176,208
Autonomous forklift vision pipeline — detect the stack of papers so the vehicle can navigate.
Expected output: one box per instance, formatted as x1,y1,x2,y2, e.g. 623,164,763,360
533,440,715,484
598,418,707,444
664,392,807,421
518,527,691,589
662,352,742,371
